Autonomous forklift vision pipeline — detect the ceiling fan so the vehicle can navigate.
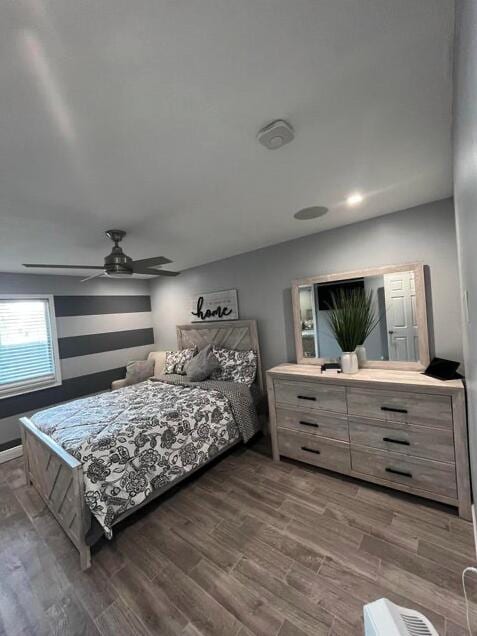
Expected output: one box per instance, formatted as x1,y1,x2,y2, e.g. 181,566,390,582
23,230,179,281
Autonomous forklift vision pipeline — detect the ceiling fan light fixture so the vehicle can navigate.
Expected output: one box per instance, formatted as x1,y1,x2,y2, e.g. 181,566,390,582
104,230,134,276
22,229,179,280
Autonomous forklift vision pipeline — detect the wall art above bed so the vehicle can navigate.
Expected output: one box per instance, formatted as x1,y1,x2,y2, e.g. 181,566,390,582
190,289,239,322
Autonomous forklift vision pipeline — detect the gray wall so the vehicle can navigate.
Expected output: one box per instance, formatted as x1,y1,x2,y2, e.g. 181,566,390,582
0,274,154,445
454,1,477,503
151,198,462,373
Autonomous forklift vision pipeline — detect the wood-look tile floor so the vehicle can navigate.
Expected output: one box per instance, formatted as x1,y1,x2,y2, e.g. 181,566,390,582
1,438,477,636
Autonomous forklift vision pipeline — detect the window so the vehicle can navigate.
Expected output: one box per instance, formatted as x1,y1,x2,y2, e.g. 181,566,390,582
0,295,62,399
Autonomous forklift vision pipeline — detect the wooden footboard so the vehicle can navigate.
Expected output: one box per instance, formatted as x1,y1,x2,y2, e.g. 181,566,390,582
19,417,243,571
19,417,92,570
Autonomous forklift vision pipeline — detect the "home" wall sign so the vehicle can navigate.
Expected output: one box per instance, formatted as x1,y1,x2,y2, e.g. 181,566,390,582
190,289,239,322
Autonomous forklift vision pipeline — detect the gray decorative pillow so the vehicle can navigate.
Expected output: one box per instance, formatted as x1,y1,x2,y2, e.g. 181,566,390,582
125,359,155,385
211,347,257,386
185,345,220,382
164,347,197,375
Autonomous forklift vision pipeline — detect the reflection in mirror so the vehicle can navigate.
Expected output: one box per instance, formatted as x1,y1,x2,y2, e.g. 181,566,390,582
298,286,317,358
299,270,419,362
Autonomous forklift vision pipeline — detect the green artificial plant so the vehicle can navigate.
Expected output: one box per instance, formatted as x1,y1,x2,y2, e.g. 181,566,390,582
326,288,380,353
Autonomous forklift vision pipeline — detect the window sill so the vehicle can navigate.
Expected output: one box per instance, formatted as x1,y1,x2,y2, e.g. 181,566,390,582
0,378,62,401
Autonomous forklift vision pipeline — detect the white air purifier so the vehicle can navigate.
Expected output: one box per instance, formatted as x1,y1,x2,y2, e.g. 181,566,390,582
364,598,439,636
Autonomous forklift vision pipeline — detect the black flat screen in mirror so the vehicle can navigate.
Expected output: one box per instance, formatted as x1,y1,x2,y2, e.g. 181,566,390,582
317,278,364,310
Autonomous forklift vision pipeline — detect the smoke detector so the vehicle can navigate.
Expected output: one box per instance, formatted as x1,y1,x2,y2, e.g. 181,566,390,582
257,120,294,150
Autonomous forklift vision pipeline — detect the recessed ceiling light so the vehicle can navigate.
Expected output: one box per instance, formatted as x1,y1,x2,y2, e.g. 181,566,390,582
294,206,328,220
346,192,364,206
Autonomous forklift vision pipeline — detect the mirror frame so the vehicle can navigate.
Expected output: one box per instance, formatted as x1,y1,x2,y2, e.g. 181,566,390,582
291,262,430,371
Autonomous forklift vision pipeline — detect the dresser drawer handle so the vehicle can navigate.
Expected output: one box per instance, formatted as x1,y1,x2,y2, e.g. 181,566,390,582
381,406,408,414
301,446,321,455
299,420,319,428
383,437,410,446
298,395,316,401
385,467,412,478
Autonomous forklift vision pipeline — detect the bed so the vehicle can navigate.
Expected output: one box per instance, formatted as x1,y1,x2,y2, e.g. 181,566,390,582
19,320,264,570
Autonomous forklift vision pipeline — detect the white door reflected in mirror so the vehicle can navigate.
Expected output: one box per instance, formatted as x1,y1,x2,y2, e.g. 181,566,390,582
383,271,418,362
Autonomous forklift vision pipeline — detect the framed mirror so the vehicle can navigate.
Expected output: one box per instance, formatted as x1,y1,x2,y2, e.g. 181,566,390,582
292,262,430,370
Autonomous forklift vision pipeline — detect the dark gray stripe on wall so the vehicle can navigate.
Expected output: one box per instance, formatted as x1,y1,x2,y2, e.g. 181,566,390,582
0,368,126,419
58,328,154,359
54,295,151,317
0,438,21,452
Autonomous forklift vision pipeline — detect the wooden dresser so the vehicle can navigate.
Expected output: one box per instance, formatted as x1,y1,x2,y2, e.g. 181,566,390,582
267,364,471,519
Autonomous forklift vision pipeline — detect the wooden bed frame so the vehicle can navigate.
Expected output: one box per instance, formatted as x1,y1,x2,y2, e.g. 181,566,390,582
19,319,263,570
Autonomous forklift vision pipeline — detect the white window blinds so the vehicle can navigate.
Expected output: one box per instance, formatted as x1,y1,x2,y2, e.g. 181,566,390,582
0,297,61,398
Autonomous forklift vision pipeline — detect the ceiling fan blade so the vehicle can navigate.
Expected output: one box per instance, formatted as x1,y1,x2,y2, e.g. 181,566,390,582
132,265,179,276
151,269,180,277
132,256,172,268
23,264,104,270
81,272,106,283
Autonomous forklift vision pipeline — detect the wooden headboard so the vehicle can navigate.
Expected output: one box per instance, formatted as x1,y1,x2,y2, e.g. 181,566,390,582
176,320,264,394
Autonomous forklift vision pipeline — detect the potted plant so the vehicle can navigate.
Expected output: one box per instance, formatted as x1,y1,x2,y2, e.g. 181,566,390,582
326,288,380,373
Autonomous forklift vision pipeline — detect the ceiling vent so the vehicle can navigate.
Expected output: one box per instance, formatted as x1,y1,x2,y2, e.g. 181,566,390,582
257,120,294,149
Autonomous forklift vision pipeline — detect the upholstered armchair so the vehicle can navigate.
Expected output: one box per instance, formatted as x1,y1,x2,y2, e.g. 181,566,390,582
111,350,168,390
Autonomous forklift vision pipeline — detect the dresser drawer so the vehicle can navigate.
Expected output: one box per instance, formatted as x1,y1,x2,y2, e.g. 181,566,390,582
349,416,455,463
347,387,453,429
350,447,457,499
277,407,349,442
277,429,351,472
274,380,346,414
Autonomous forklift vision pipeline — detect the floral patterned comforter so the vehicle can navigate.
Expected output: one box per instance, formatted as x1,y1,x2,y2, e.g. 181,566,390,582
30,379,254,536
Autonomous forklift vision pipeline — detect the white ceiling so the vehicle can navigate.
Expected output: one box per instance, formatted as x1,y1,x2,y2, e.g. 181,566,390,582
0,0,454,276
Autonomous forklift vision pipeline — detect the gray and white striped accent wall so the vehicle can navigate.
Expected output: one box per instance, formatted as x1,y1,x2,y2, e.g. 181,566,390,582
0,273,156,447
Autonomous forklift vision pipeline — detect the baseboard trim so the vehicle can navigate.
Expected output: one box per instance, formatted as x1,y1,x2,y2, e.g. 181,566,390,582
0,445,23,464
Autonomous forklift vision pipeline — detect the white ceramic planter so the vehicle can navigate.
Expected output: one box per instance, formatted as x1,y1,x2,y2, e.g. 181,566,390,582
341,351,359,374
355,345,367,368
